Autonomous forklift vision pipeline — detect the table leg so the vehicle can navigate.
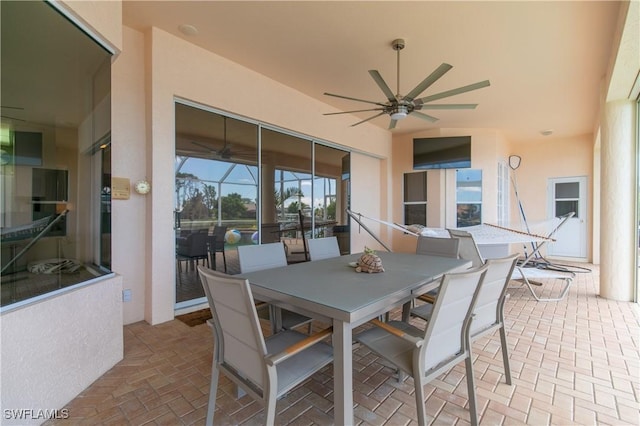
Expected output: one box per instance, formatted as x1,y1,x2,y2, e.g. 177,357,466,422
333,319,353,425
269,305,282,334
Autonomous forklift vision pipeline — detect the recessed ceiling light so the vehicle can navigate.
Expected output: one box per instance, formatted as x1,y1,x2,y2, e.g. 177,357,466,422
540,129,554,136
178,24,198,36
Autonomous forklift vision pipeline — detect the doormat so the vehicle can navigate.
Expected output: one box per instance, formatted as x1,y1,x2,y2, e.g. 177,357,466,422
176,308,212,327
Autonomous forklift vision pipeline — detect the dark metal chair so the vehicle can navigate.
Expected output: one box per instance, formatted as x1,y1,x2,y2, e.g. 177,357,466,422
176,231,209,272
207,225,227,272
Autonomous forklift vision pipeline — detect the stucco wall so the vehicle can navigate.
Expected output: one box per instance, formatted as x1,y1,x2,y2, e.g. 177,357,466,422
509,134,594,259
0,275,123,426
111,26,148,325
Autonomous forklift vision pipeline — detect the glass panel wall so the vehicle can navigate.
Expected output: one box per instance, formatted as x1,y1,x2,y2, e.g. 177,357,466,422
0,1,113,308
175,103,351,304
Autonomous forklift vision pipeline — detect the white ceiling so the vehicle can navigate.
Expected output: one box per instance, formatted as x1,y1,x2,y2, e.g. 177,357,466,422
124,1,621,143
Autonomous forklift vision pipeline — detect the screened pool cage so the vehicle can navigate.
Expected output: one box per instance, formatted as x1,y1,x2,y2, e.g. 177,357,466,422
175,155,338,243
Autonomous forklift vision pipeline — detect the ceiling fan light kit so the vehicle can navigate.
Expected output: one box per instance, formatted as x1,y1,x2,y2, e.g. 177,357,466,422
324,38,490,129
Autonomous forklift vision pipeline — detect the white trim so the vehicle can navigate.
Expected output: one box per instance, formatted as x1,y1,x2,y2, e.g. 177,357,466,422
46,0,118,55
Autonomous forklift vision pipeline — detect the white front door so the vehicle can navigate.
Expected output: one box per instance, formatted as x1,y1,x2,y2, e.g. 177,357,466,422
547,176,587,259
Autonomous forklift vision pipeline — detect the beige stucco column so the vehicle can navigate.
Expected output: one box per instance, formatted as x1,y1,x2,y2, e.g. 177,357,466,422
600,99,636,301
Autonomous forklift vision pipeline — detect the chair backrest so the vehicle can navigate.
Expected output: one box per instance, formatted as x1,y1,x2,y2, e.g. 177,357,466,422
420,264,488,372
180,232,208,257
212,225,228,251
415,236,459,258
470,254,518,336
298,210,309,261
238,242,288,273
447,228,484,268
307,237,340,261
197,266,268,390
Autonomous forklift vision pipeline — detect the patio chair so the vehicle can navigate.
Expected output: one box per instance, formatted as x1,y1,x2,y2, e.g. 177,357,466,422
238,242,314,333
286,210,310,263
355,264,489,426
411,254,519,385
413,236,460,304
197,266,333,426
307,236,340,261
207,225,227,272
447,228,485,268
176,231,209,272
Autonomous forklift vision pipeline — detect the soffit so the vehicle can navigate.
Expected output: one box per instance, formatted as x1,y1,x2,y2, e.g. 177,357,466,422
123,1,622,143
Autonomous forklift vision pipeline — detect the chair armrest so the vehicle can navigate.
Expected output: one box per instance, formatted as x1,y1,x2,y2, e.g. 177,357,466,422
369,319,422,347
265,327,333,366
416,294,436,304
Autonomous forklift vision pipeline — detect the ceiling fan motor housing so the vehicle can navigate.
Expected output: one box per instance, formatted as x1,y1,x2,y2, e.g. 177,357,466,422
392,38,405,51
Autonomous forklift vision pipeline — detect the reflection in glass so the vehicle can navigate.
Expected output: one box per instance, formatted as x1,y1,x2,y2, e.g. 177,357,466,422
456,169,482,227
556,200,578,218
175,103,352,303
1,1,112,307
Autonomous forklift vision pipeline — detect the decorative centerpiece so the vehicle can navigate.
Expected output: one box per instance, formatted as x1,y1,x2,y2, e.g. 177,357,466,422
355,247,385,273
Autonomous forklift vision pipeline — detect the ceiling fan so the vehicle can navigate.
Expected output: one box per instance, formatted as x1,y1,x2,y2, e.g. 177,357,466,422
187,116,255,160
324,39,490,129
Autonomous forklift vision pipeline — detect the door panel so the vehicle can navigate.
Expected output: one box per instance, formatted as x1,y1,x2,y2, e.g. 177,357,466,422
547,177,587,258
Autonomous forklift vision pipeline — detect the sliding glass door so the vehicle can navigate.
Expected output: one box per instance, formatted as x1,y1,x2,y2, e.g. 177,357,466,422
174,101,350,307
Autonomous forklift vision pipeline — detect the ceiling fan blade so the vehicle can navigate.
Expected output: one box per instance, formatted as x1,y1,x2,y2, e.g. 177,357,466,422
323,108,384,116
404,63,453,101
388,119,397,130
415,103,478,110
1,115,25,122
324,92,386,106
350,112,386,127
191,140,218,152
410,111,439,123
416,80,491,104
368,70,396,102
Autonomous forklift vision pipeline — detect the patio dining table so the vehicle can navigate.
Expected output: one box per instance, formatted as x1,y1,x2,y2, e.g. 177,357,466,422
239,251,471,425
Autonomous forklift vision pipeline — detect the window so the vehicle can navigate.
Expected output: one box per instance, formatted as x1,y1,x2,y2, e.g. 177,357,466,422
456,169,482,227
403,172,427,225
0,1,112,308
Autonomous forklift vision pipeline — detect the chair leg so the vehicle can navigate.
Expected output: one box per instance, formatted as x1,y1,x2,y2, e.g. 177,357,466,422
222,250,227,273
414,374,427,426
265,391,277,425
465,354,479,426
206,363,220,426
498,325,512,385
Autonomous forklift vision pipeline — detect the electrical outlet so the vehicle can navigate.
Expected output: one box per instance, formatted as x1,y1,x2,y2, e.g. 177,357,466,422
122,289,132,302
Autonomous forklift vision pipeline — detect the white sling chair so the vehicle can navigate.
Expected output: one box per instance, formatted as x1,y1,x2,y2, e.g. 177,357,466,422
355,265,489,426
447,228,485,268
413,236,460,304
238,242,313,333
198,266,333,426
411,254,519,385
307,236,341,261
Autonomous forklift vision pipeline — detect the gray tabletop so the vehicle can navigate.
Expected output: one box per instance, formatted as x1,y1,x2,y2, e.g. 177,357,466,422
239,251,471,323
